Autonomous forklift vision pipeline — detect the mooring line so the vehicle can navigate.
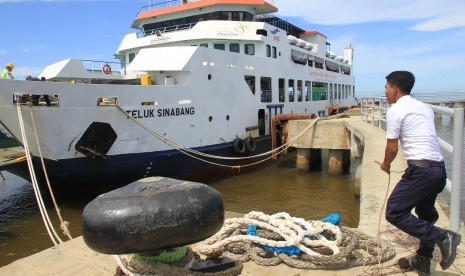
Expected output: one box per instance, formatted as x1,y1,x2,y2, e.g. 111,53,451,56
114,105,349,170
17,102,61,246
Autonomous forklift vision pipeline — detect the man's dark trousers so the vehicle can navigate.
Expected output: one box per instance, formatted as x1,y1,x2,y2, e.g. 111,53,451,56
386,165,447,257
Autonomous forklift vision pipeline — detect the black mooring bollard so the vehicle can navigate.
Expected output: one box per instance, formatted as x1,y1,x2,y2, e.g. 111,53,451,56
82,177,224,255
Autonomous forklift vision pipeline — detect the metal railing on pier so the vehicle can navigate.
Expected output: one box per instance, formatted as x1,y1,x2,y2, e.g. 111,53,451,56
360,97,464,232
360,97,389,129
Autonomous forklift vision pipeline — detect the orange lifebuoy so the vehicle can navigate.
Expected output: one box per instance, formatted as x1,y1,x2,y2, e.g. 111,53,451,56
102,64,112,74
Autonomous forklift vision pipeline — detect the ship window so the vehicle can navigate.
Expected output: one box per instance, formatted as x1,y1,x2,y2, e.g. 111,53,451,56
279,78,285,102
341,65,350,75
232,12,241,21
308,55,314,67
272,46,277,58
244,44,255,55
305,81,311,101
260,77,272,102
220,11,232,20
256,29,267,36
312,83,326,101
244,75,255,95
129,53,136,63
229,43,240,53
200,43,208,48
314,56,324,69
325,60,340,72
288,79,295,102
214,44,225,50
297,80,303,102
266,45,271,57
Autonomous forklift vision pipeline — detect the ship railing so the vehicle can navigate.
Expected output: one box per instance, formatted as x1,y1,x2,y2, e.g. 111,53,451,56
137,0,276,16
139,22,196,38
361,96,464,232
82,60,126,76
138,0,200,16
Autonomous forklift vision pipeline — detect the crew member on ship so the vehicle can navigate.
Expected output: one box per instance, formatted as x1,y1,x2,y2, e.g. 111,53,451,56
0,63,14,79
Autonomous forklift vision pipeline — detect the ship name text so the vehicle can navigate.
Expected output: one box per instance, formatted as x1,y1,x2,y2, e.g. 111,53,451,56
126,107,195,119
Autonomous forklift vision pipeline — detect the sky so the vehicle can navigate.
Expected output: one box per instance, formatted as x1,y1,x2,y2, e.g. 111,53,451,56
1,0,465,96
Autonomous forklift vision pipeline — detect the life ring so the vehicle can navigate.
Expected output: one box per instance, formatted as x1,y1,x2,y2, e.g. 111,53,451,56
102,64,112,74
233,138,246,154
245,136,256,152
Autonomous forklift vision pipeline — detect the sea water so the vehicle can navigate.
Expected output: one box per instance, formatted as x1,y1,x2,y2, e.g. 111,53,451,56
0,95,463,267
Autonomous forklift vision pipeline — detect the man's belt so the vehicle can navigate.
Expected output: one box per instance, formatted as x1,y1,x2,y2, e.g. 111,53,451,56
407,160,445,167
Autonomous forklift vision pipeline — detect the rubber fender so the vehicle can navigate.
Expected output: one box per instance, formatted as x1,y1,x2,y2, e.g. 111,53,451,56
233,138,246,154
82,177,224,254
245,136,256,152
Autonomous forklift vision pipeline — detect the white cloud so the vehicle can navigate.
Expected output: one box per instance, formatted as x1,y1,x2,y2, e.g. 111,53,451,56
276,0,465,31
22,45,47,55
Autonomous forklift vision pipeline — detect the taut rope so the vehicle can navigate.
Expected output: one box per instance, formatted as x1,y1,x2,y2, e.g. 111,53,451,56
115,104,346,170
16,103,72,245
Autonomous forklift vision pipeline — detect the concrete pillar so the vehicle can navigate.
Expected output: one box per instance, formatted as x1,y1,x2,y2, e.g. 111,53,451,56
343,150,351,173
310,148,322,171
328,149,343,175
296,148,311,171
354,157,362,197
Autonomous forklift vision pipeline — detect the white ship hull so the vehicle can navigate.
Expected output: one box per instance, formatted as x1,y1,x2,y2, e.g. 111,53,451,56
0,0,356,193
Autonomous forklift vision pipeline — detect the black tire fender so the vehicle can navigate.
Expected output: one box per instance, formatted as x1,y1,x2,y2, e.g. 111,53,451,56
245,136,256,152
233,138,246,154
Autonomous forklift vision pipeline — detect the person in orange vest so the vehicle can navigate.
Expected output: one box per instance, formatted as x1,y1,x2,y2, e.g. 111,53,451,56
1,63,14,79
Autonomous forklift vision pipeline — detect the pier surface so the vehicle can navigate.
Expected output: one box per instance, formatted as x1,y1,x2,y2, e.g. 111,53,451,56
1,116,464,275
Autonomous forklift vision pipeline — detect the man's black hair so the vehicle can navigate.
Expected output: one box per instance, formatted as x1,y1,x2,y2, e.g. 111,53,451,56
385,71,415,95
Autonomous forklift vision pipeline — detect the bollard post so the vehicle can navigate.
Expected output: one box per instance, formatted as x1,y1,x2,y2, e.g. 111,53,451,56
450,107,464,232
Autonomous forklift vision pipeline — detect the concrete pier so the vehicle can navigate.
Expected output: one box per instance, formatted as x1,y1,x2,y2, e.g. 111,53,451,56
1,116,465,275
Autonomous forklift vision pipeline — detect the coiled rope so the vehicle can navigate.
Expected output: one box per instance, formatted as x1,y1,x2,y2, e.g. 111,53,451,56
16,102,72,245
196,211,396,270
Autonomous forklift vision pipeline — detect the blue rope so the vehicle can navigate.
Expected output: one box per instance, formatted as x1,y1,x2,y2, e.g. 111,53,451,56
246,213,340,256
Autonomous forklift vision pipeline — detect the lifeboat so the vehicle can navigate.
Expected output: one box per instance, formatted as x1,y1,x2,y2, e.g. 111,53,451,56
296,39,306,48
287,35,298,45
304,42,313,51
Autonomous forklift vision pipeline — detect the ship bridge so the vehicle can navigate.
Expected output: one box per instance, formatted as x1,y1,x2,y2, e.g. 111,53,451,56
255,15,305,37
132,0,278,37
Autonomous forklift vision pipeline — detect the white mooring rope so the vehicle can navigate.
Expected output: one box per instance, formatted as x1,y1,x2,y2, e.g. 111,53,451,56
115,104,348,170
16,102,72,245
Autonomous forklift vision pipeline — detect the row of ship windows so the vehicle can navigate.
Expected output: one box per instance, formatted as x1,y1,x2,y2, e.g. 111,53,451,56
126,43,347,76
244,76,353,103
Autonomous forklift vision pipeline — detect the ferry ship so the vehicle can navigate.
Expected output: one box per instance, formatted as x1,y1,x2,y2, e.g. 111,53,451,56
0,0,356,193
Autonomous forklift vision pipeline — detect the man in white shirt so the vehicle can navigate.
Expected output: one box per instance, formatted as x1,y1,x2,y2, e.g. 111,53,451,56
380,71,460,275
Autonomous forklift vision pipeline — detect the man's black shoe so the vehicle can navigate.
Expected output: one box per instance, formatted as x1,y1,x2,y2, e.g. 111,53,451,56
437,229,461,270
398,254,431,276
